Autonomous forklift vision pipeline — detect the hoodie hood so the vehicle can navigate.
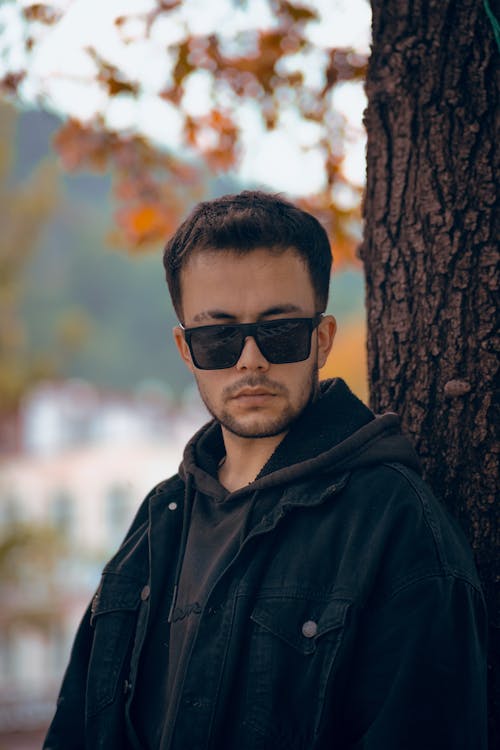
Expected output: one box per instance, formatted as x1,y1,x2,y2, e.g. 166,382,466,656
180,378,421,500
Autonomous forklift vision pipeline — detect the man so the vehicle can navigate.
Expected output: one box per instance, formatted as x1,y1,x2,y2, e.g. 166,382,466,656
44,191,487,749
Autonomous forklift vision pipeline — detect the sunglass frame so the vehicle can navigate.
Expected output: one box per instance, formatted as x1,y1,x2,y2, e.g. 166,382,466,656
180,314,323,370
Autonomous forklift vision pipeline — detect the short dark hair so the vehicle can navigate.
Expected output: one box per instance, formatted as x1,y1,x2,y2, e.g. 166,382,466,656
163,190,332,319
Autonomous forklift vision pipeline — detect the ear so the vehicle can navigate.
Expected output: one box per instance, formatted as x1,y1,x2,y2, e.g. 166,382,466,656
316,315,336,369
173,326,195,373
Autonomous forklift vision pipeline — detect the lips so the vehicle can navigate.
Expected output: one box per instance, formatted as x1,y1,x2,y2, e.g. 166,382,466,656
232,388,275,399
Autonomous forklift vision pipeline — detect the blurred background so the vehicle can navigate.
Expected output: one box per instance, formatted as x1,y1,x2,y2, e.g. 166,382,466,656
0,1,369,746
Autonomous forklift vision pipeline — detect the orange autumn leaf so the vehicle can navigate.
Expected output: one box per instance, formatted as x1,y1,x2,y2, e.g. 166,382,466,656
23,3,62,24
114,185,196,248
117,203,175,246
86,47,140,97
277,0,318,24
298,192,362,267
207,29,304,97
172,39,197,89
0,72,26,95
128,205,163,234
322,48,368,95
185,110,239,171
53,119,114,171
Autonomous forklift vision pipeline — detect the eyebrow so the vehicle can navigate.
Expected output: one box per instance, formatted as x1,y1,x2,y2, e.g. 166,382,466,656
192,304,304,323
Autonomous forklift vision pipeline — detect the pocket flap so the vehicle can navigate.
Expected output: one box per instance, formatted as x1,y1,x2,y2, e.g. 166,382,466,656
91,573,144,622
251,595,350,654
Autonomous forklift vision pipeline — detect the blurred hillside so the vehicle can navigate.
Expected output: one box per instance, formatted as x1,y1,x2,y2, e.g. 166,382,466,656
5,101,365,398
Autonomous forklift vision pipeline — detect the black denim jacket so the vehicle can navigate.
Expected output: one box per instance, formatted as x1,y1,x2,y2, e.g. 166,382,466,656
44,460,487,750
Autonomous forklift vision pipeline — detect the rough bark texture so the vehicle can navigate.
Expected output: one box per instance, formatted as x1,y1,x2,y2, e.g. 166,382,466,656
361,0,499,743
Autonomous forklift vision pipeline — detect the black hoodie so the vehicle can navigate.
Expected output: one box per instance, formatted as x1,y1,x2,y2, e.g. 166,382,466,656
183,377,421,496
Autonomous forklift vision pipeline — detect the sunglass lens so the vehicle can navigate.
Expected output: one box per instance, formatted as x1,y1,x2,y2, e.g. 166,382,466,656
257,319,311,363
190,326,243,369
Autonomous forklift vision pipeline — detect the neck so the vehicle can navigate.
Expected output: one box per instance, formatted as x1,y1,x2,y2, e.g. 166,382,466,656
217,428,288,492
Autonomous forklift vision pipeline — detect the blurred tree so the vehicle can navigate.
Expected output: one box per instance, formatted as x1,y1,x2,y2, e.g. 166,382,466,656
0,101,60,450
52,119,205,249
0,0,367,259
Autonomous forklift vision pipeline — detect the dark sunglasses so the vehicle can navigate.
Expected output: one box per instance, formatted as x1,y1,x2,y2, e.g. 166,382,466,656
180,314,323,370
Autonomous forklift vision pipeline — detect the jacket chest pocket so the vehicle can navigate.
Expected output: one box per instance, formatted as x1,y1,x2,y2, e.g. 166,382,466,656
237,594,350,746
86,573,144,718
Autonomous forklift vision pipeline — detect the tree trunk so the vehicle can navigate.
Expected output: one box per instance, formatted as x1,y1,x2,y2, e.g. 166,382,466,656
362,0,499,743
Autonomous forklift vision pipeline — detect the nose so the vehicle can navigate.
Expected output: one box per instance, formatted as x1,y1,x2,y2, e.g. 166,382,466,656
235,336,270,371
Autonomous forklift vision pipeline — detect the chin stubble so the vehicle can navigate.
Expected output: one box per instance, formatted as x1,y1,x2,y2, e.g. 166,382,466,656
196,363,319,439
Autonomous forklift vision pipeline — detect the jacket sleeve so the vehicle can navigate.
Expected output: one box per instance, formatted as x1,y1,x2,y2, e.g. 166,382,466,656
43,602,93,750
340,573,488,749
42,479,177,749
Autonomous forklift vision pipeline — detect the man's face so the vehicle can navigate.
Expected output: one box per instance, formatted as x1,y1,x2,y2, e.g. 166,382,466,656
174,248,336,440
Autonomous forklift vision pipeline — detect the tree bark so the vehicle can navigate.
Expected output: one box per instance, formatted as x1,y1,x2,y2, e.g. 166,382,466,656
362,0,499,743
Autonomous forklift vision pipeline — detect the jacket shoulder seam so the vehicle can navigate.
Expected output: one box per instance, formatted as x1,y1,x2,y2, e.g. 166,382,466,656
380,461,448,569
151,473,184,496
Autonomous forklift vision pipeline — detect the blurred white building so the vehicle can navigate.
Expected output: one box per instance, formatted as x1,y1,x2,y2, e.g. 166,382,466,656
0,379,207,743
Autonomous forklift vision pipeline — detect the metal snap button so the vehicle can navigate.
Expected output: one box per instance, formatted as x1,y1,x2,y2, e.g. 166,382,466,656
302,620,318,638
141,585,151,601
168,502,178,510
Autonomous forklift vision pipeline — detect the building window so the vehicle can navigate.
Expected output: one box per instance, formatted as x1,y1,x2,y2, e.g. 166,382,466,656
50,490,74,536
0,493,24,527
105,483,131,546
